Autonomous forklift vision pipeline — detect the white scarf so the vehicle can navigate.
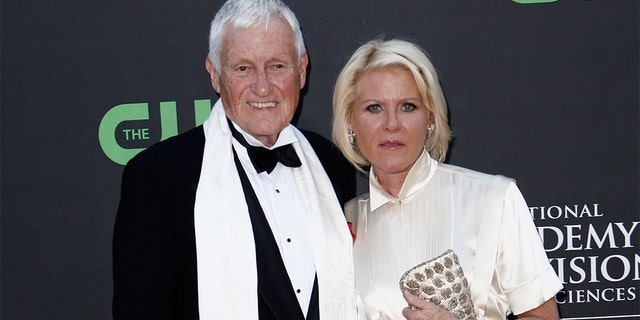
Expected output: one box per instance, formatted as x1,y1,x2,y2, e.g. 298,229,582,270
194,99,357,319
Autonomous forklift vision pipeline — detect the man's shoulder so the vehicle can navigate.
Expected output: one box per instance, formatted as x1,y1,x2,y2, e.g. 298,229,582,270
296,127,357,206
126,126,205,170
297,128,332,150
296,127,343,166
297,128,345,163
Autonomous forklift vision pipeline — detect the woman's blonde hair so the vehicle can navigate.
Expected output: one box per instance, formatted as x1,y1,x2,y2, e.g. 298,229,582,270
332,39,451,171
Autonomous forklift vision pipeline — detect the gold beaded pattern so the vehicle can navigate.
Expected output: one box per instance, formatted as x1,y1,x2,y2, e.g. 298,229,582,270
399,249,478,320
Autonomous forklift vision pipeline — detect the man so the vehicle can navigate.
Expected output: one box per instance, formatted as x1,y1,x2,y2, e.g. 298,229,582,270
112,0,357,319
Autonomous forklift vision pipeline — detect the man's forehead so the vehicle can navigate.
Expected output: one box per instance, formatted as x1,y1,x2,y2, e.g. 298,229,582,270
220,21,296,60
222,15,292,40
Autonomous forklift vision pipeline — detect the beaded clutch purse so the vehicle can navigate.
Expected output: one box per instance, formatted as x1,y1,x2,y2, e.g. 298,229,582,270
399,249,478,320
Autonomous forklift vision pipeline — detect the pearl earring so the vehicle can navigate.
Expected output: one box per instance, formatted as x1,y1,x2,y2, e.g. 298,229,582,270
427,123,435,138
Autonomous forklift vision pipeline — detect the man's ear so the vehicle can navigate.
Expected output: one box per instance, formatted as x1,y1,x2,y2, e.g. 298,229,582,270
205,57,220,93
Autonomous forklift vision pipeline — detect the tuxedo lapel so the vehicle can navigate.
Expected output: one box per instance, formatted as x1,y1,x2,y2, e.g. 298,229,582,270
232,149,307,320
188,123,352,319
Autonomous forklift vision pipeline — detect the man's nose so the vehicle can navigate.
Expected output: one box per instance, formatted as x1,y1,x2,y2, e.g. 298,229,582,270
252,69,272,97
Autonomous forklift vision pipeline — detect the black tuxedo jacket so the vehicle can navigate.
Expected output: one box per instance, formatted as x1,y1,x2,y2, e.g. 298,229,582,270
112,126,356,319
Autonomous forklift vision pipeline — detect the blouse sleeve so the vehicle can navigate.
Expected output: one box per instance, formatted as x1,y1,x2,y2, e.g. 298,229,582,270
495,182,563,315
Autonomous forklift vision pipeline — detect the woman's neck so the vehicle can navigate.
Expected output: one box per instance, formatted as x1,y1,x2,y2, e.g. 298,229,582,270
373,170,409,198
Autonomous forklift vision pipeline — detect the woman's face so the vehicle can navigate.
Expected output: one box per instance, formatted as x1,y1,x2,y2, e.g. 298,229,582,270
350,67,433,183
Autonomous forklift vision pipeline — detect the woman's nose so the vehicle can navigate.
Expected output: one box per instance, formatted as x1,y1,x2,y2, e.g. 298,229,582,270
383,110,399,131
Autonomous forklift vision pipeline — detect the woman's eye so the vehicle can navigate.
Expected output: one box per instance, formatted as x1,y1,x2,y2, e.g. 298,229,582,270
366,104,382,113
400,103,417,112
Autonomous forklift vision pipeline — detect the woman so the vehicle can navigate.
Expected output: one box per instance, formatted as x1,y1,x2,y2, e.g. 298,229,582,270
332,39,562,320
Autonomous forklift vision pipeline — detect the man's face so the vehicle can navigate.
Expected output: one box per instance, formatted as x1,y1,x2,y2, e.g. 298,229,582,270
206,16,308,147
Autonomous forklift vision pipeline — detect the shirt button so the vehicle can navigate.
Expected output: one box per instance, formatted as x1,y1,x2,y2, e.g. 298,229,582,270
296,289,301,294
287,238,292,243
275,189,280,194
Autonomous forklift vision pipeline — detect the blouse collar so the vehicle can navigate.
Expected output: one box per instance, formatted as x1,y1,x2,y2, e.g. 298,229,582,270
369,149,438,211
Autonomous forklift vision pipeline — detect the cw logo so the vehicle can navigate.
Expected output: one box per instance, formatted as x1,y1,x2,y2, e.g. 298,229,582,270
99,99,212,165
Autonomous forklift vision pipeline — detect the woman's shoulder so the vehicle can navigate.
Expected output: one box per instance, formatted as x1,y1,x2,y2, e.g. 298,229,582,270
345,192,369,212
344,193,370,238
435,163,515,197
437,162,512,183
345,193,370,213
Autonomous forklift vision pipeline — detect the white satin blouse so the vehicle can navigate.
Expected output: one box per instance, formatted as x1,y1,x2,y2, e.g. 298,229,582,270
345,150,562,320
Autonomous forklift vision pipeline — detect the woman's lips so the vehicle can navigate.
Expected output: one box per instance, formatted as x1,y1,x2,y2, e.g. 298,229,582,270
379,140,404,149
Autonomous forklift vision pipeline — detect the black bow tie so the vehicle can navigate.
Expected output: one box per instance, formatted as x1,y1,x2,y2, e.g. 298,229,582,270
227,118,302,174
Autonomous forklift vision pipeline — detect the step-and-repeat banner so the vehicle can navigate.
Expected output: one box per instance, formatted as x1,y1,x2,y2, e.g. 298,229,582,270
2,1,638,319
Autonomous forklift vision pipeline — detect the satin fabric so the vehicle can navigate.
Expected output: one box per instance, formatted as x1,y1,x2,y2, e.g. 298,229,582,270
346,150,562,320
194,99,357,320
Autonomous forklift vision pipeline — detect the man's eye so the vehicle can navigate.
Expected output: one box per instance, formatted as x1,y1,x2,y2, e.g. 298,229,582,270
273,64,284,69
400,103,417,112
237,66,248,72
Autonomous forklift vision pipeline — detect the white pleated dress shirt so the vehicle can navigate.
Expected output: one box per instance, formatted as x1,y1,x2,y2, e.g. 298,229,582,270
346,150,562,320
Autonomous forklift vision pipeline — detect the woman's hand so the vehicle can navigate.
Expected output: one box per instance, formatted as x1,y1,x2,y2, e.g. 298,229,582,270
401,290,457,320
